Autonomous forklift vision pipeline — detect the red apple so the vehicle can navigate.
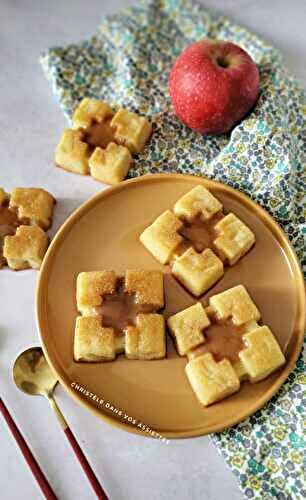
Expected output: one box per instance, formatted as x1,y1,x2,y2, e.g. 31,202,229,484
169,39,260,134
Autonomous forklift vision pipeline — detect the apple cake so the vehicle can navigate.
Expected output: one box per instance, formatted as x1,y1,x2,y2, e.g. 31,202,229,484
0,187,55,270
140,185,255,296
74,270,166,361
167,285,285,406
55,97,152,184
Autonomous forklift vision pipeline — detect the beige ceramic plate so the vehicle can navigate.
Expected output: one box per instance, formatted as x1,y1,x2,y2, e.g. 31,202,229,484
36,174,305,438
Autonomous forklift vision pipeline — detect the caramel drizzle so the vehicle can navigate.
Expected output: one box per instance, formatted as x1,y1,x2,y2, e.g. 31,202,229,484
189,317,245,364
0,204,21,265
100,279,158,334
176,211,224,256
83,118,116,151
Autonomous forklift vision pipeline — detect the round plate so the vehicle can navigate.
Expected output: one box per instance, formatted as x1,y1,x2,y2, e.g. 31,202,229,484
36,174,305,438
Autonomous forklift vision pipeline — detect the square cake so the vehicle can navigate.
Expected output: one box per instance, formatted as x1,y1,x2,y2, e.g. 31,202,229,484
110,108,152,154
214,213,255,265
174,184,222,221
89,143,132,185
55,129,90,175
185,353,240,407
72,98,113,130
125,314,166,360
0,187,54,270
167,302,210,355
74,316,124,362
74,270,165,362
9,188,55,230
239,326,286,382
172,247,224,297
3,225,49,270
140,210,183,265
56,98,152,184
140,185,255,296
167,285,285,406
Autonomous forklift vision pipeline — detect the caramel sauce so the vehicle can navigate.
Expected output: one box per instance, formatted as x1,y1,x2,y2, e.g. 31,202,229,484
83,119,115,150
100,280,157,334
178,212,224,253
0,206,20,237
0,206,20,265
189,319,244,364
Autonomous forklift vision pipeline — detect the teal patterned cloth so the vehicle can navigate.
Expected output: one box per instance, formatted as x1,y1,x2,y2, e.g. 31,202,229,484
41,1,306,498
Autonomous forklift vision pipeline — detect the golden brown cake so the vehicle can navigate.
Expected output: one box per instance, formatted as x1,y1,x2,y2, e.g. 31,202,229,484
72,98,113,130
110,108,152,154
239,326,286,382
185,353,240,406
9,188,55,230
3,226,49,270
167,285,285,406
89,143,132,184
56,98,152,184
125,314,166,360
74,270,165,362
74,316,124,362
124,270,164,308
76,271,117,316
0,187,54,270
214,213,255,265
174,185,222,221
55,129,90,175
209,284,261,325
140,185,255,296
172,247,224,297
167,302,210,355
140,210,183,264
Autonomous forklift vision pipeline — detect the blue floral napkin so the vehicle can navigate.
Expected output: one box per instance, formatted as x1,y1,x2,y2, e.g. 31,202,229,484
41,1,306,498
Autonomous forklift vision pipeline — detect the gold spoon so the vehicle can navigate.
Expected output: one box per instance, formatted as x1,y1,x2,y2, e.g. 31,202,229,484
13,347,108,499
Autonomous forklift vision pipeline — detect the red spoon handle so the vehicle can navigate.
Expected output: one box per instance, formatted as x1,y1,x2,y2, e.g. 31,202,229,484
64,426,108,499
0,397,57,500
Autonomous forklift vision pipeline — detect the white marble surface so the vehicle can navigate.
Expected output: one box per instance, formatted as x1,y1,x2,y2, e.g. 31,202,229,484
0,1,305,499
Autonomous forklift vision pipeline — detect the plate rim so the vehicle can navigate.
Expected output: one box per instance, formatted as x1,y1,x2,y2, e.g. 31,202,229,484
36,173,306,439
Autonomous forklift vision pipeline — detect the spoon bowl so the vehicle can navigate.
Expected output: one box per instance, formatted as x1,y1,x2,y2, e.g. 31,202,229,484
13,347,57,397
